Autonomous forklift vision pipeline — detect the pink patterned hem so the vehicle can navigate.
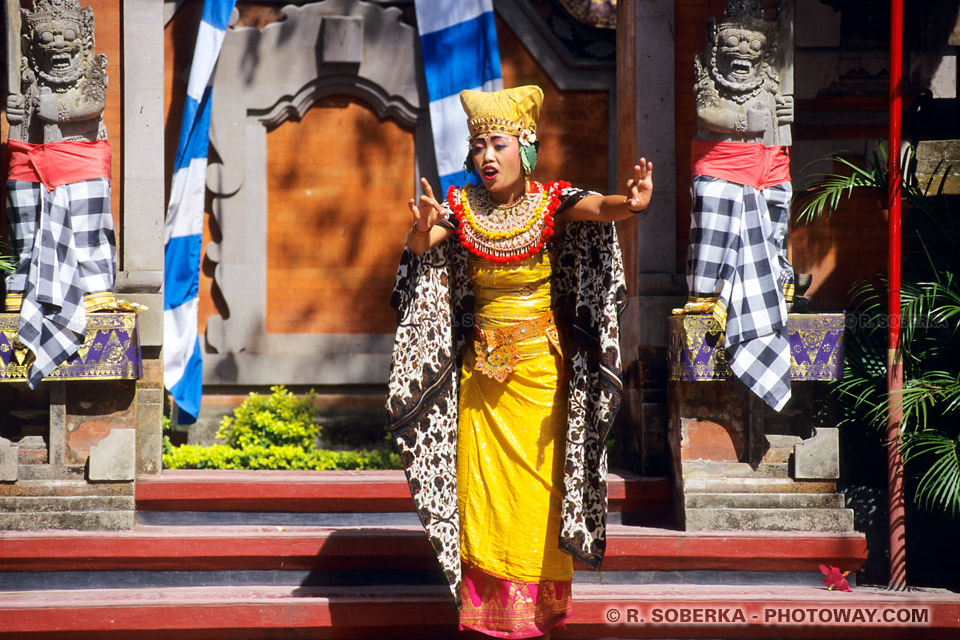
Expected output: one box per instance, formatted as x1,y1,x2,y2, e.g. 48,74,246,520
458,562,572,638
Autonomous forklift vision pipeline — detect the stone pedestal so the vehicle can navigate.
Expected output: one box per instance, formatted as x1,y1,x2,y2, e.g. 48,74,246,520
668,313,853,532
0,313,143,531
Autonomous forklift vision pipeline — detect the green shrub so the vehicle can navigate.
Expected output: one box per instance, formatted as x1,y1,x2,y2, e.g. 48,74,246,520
217,385,321,449
162,443,401,470
162,385,401,471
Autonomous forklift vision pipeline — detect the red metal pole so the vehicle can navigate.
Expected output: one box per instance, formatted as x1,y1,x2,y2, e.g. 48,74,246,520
887,0,907,591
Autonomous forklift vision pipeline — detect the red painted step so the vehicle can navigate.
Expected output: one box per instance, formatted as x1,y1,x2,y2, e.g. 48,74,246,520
135,469,670,513
0,583,956,639
0,524,868,574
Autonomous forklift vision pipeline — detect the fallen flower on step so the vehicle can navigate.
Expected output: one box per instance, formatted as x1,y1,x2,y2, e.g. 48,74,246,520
819,564,852,592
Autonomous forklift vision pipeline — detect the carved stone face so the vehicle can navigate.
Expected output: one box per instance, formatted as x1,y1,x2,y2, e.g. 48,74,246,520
31,19,86,85
712,25,767,93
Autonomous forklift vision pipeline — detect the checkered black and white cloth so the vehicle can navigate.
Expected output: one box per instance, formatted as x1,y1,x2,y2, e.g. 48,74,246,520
688,175,794,410
6,178,116,387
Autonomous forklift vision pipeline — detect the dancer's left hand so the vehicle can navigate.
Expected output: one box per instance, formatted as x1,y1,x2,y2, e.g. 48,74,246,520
625,159,653,212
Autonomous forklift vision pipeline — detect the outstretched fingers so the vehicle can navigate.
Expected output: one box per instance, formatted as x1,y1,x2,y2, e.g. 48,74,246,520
420,178,443,217
409,178,444,232
420,177,435,201
626,158,654,211
635,158,653,182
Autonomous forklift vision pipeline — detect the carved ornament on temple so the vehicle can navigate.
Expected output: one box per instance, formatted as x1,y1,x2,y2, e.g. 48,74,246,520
9,0,108,142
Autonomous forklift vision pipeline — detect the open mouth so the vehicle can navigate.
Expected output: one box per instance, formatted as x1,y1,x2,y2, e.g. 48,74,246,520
49,52,77,71
730,58,754,77
482,166,498,181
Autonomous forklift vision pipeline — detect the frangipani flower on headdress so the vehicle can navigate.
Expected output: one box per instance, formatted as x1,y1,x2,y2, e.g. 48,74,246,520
519,129,537,147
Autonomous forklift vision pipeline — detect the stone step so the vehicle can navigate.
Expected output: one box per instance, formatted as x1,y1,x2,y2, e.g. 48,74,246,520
681,460,791,478
684,508,855,532
762,434,803,463
0,524,868,575
0,511,135,531
685,492,845,509
135,469,670,514
684,477,836,494
0,495,136,531
0,496,135,512
0,583,956,639
0,479,134,498
765,434,804,449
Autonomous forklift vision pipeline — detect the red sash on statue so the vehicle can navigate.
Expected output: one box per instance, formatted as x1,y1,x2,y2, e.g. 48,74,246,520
7,139,112,191
691,139,790,190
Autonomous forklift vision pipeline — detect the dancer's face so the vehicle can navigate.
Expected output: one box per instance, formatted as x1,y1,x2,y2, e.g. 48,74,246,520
471,134,524,202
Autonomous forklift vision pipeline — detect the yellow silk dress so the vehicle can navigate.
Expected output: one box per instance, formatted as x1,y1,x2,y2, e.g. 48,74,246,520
456,250,573,638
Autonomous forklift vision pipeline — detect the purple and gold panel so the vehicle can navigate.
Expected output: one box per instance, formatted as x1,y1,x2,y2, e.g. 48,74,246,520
668,313,844,382
0,313,142,382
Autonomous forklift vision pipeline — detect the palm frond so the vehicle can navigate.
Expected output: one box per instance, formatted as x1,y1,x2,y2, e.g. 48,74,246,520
794,171,883,225
0,242,15,274
902,431,960,517
890,371,960,436
795,142,933,227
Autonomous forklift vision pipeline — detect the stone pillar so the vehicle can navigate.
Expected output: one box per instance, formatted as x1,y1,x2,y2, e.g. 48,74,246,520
614,0,686,476
121,0,166,474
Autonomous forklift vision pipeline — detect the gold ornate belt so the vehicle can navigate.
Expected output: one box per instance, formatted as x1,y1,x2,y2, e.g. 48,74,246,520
473,311,561,382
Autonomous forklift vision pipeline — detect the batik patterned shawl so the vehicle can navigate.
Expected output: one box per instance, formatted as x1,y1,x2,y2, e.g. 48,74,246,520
386,219,626,605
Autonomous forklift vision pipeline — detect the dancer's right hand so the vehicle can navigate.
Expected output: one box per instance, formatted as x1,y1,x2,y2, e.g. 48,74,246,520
408,177,443,233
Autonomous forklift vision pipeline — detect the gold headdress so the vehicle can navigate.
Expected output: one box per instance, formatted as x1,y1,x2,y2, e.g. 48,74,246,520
460,85,543,140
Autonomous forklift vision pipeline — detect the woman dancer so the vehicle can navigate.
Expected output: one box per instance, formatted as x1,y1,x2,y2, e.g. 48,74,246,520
388,85,652,639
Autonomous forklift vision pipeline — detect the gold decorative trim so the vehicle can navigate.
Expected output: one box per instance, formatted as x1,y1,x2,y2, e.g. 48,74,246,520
0,312,141,382
4,293,23,312
84,292,116,312
5,291,117,313
468,116,526,139
782,281,796,303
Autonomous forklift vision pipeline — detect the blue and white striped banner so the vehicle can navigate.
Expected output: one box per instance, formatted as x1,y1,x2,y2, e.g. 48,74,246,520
415,0,503,194
163,0,236,424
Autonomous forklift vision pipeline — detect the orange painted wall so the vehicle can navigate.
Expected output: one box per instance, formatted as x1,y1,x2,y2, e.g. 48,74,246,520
87,0,123,250
91,0,122,252
264,98,414,335
790,177,888,311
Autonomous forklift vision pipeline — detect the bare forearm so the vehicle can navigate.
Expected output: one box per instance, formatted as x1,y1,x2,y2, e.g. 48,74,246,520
406,225,453,254
597,194,647,221
559,194,648,224
557,161,653,223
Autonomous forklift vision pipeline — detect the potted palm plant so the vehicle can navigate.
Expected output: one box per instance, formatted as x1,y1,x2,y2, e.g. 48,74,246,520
797,143,960,586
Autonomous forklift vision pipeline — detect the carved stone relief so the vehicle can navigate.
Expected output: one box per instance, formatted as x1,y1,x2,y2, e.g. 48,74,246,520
7,0,108,143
